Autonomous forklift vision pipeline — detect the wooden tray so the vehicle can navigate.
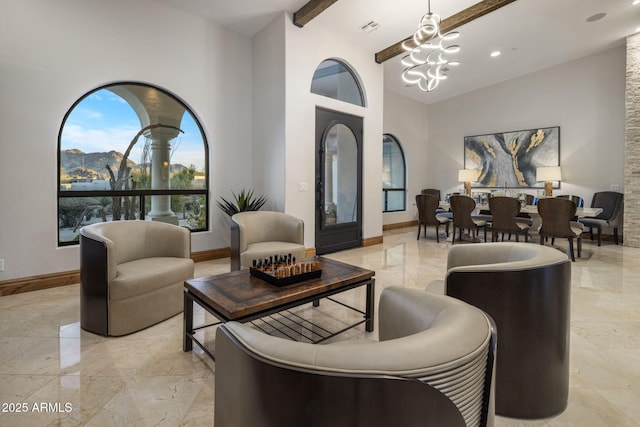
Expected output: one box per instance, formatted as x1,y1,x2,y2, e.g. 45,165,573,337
250,267,322,287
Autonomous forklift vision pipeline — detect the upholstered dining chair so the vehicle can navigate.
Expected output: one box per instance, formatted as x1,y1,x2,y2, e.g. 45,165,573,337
556,195,584,221
449,195,487,244
421,188,449,215
515,194,536,224
488,196,530,242
537,197,583,261
415,194,450,242
579,191,624,246
421,188,441,200
556,194,584,207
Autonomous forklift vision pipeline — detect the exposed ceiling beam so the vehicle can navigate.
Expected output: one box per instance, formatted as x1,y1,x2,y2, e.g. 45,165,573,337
293,0,339,28
375,0,518,64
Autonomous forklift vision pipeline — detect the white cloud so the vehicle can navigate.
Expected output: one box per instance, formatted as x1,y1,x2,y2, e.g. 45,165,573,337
62,124,205,170
61,123,147,162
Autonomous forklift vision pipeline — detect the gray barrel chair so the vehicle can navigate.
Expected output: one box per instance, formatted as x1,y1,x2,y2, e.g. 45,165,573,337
230,211,305,271
443,242,571,419
80,220,194,336
214,287,497,427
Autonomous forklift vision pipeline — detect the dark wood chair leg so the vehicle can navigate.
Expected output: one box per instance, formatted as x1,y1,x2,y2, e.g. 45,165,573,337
577,236,582,258
568,237,576,262
597,228,602,246
614,227,619,245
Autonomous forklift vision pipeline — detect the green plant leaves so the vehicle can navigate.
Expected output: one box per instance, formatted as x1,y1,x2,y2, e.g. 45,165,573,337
217,188,268,217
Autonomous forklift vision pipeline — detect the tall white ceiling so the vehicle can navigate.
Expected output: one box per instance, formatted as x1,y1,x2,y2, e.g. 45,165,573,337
153,0,640,104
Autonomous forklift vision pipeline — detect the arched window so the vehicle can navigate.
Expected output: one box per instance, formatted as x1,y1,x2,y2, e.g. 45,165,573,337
382,134,406,212
311,59,365,107
57,82,209,245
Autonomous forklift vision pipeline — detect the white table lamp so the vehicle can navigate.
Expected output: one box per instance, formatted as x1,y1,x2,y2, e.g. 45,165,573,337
458,169,477,197
536,166,562,197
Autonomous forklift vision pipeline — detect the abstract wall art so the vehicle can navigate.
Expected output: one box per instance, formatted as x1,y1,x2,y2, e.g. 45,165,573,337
464,126,560,188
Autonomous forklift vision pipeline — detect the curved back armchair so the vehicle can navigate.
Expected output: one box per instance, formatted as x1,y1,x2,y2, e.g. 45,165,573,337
80,220,194,336
215,287,496,427
537,197,583,261
579,191,624,246
416,194,450,242
488,196,530,242
445,242,571,419
450,195,487,244
230,211,305,270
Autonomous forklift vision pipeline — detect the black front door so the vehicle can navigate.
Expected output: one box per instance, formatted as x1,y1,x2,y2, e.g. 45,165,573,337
315,107,363,255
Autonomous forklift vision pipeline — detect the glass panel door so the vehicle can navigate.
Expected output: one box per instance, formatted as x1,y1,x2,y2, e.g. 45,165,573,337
315,108,362,254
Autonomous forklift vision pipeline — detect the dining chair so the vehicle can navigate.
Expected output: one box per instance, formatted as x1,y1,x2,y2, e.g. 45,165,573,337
421,188,441,200
537,197,584,261
488,196,530,242
515,194,536,225
449,195,487,245
579,191,624,246
415,194,450,243
556,194,584,207
556,194,584,221
421,188,448,215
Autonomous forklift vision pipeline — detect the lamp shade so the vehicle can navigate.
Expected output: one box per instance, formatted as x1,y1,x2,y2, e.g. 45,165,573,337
458,169,477,183
536,166,562,182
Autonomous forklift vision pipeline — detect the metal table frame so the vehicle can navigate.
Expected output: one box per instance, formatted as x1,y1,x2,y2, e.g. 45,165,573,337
183,277,375,360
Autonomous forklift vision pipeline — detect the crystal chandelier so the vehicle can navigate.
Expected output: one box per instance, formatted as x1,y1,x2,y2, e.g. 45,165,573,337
401,0,460,92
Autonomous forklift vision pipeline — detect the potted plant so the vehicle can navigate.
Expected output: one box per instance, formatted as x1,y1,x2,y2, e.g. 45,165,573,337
217,188,268,217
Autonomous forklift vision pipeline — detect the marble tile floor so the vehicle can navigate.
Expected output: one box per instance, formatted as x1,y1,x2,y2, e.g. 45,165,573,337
1,227,639,426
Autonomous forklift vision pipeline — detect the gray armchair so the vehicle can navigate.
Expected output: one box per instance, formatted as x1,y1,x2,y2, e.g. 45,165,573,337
230,211,305,271
444,242,571,419
80,220,194,336
215,287,496,427
579,191,624,246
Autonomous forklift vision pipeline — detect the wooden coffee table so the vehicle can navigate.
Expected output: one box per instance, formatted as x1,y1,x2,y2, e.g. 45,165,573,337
183,257,375,359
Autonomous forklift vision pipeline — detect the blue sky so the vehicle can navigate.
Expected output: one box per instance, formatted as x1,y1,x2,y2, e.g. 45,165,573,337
61,89,206,172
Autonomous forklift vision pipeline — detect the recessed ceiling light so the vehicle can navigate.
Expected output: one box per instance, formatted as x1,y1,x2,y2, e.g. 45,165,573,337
586,12,606,22
490,51,501,57
633,0,640,6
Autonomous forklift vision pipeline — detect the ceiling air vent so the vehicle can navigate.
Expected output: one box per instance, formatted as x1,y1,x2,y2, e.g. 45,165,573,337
360,20,381,33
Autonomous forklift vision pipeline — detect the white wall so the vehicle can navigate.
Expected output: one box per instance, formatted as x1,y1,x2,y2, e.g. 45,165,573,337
382,46,625,227
0,0,253,280
425,46,626,205
382,90,430,225
252,14,287,211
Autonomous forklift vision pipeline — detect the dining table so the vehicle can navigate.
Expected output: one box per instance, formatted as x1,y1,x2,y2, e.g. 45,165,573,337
438,201,603,236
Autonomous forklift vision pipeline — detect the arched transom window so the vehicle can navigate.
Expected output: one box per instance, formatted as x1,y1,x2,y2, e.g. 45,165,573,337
311,59,365,107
